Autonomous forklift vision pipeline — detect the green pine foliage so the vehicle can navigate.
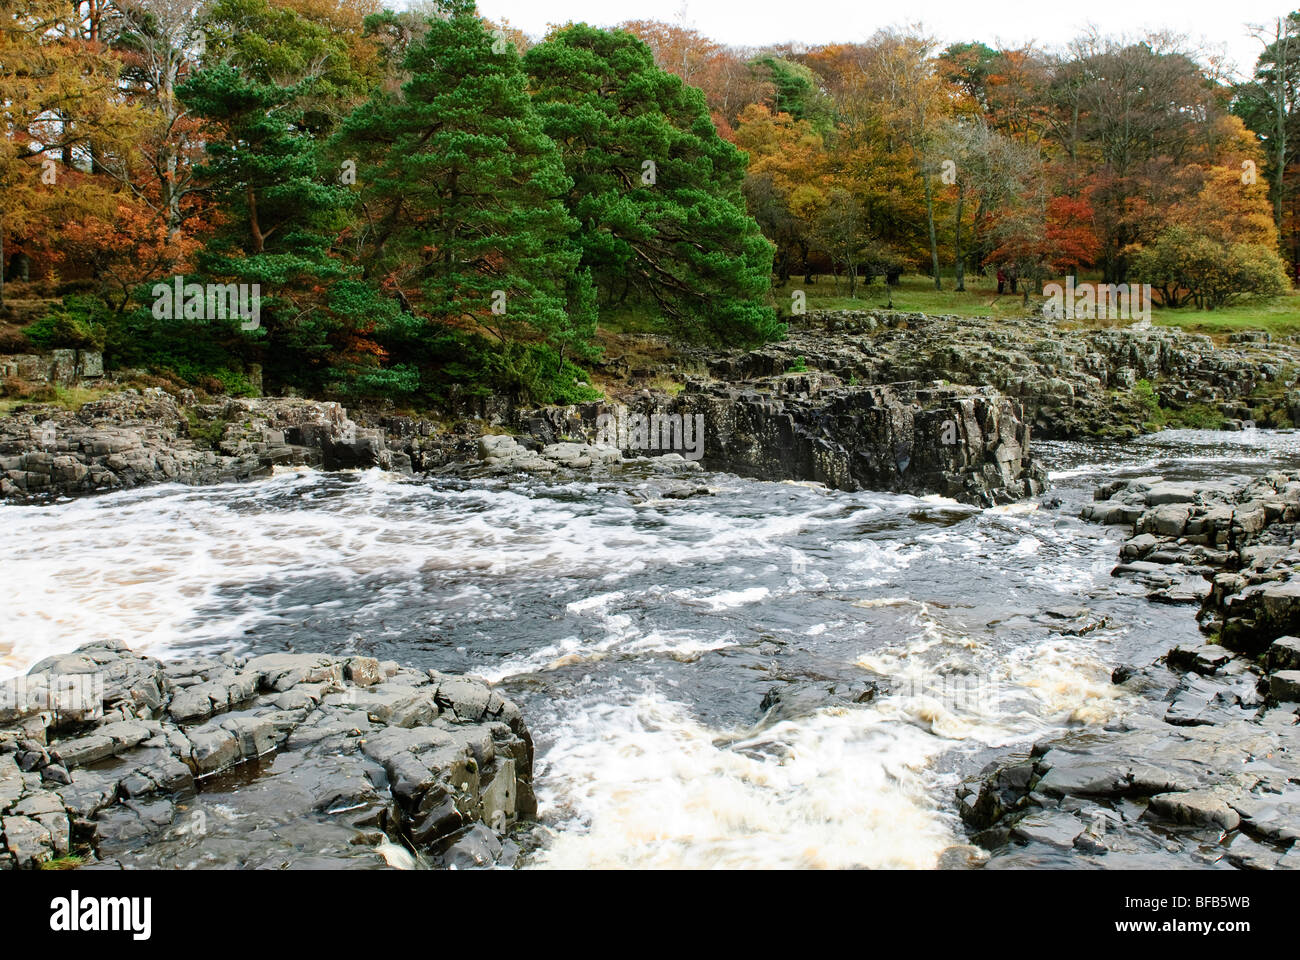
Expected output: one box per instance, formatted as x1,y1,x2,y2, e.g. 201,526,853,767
179,56,408,396
524,24,781,348
54,3,786,408
335,0,598,387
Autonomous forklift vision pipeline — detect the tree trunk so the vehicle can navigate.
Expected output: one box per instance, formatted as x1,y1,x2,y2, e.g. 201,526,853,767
970,195,986,280
954,189,966,291
923,167,941,290
247,185,266,253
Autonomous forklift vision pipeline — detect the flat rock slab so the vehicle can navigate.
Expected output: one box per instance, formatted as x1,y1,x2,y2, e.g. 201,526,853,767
958,683,1300,868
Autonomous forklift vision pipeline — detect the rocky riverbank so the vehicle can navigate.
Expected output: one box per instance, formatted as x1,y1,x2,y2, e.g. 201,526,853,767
956,470,1300,868
8,310,1297,507
0,641,533,870
0,363,1047,508
753,312,1300,439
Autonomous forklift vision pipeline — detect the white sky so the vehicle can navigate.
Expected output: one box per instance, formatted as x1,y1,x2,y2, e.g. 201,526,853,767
466,0,1295,80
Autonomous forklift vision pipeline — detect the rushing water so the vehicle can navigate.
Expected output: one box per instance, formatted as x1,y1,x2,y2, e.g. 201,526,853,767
5,429,1300,868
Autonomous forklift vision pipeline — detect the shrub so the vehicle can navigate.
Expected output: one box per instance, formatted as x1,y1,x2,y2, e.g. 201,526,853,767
184,409,230,450
1130,228,1290,309
1170,403,1226,429
490,343,604,406
23,296,110,351
0,326,32,353
0,377,55,402
1132,378,1165,428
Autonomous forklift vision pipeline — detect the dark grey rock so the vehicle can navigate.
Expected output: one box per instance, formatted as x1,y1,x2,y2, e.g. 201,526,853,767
1,640,534,872
1267,636,1300,672
1268,670,1300,702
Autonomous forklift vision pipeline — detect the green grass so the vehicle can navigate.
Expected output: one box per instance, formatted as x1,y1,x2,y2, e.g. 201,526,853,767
596,273,1300,340
1132,378,1228,430
598,275,1044,332
0,384,107,418
1151,294,1300,336
643,373,685,394
596,302,667,336
183,408,231,450
774,273,1039,318
775,273,1300,337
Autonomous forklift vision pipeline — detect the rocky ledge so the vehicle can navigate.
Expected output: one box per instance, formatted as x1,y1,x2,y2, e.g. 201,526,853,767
6,310,1300,506
954,472,1300,868
0,641,534,870
1084,470,1300,647
0,380,1044,506
956,671,1300,868
0,391,411,502
673,378,1045,505
508,382,1046,505
706,311,1300,439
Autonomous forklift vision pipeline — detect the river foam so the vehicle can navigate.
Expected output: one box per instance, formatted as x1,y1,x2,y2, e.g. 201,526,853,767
7,432,1280,867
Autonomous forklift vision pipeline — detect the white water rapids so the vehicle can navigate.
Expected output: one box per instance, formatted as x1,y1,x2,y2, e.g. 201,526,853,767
4,429,1295,868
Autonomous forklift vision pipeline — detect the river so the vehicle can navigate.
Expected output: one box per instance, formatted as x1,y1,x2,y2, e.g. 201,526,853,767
4,429,1300,868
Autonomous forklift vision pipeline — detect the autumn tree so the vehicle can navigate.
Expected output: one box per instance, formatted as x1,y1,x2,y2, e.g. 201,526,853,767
857,29,951,289
937,119,1044,288
1129,113,1287,308
1130,227,1288,308
813,188,875,297
0,0,137,304
1052,34,1225,281
988,189,1101,294
1235,14,1300,262
735,104,829,283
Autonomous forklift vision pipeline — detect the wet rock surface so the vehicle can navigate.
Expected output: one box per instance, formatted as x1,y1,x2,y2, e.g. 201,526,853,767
0,391,416,503
446,432,712,489
675,379,1045,505
957,469,1300,868
0,383,1041,506
502,384,1044,505
957,690,1300,868
504,309,1300,504
0,641,534,870
1085,470,1300,652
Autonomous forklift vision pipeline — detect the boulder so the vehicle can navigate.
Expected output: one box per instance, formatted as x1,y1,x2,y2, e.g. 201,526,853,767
0,640,536,870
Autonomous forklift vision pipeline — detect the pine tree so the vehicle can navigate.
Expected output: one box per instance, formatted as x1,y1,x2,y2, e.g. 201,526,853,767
178,59,405,394
523,24,780,347
335,0,596,374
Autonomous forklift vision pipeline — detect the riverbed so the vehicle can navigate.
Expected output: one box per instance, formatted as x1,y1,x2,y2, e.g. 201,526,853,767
4,429,1299,867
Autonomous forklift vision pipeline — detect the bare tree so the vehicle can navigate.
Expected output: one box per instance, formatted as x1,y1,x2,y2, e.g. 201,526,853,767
104,0,209,234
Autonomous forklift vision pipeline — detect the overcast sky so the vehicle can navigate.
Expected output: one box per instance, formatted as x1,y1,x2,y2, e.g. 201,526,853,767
465,0,1294,80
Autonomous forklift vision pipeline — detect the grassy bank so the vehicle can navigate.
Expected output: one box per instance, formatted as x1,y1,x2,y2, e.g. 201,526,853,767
759,274,1300,337
771,274,1037,319
0,384,108,418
